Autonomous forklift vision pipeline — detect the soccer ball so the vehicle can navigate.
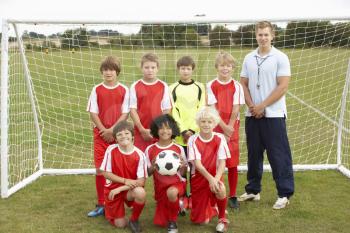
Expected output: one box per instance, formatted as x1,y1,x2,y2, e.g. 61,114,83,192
155,150,181,176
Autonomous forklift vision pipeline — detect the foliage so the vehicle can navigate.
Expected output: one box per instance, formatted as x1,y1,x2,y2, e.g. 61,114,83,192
22,30,46,39
138,24,200,48
61,28,89,49
20,21,350,50
209,25,232,47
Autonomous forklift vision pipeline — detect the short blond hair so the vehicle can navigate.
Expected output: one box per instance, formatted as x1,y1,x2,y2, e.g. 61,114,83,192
141,52,159,68
195,106,220,126
215,51,236,69
255,21,275,37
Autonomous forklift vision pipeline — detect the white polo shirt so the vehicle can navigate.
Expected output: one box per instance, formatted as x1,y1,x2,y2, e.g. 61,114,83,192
240,46,291,118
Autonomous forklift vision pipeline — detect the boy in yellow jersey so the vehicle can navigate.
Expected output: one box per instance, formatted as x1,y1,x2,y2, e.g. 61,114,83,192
169,56,206,212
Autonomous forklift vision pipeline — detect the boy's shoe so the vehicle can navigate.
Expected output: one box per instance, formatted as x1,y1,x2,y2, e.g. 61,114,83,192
238,192,260,202
128,220,142,233
228,196,240,210
87,205,104,217
272,197,289,210
178,197,186,216
216,218,229,233
167,221,178,233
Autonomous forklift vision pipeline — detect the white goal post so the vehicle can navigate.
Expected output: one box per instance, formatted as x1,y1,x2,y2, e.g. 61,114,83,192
1,17,350,198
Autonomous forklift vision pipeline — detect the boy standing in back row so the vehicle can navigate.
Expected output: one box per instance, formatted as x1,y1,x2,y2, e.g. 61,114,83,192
207,51,245,210
86,56,130,217
169,56,205,151
130,53,172,152
169,56,206,210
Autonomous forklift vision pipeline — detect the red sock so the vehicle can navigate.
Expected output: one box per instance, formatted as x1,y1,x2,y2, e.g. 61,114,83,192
130,201,145,221
95,175,105,205
216,197,227,219
228,167,238,197
167,198,179,222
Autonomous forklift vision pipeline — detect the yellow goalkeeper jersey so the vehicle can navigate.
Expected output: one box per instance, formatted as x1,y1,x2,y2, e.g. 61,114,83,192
169,79,206,146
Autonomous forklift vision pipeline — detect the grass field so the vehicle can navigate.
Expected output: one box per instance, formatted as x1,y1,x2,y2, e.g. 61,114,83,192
1,47,350,232
0,170,350,233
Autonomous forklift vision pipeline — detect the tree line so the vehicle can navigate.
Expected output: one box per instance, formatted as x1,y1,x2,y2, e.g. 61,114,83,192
15,21,350,50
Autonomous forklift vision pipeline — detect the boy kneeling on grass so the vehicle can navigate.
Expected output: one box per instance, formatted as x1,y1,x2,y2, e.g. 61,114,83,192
99,121,147,233
187,106,230,233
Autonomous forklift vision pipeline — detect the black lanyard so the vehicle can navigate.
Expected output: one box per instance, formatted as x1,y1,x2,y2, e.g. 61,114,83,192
255,55,269,89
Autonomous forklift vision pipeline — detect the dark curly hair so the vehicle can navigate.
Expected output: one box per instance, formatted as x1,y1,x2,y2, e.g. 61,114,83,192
150,114,180,139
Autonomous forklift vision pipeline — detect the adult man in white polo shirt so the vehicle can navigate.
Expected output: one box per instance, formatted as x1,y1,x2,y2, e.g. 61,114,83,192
239,21,294,209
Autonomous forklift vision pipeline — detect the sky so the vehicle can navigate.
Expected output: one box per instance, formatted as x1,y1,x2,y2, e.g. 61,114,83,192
0,0,349,35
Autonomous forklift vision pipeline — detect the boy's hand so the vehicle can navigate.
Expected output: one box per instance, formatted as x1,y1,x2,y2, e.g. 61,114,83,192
100,128,114,143
152,156,157,166
108,187,122,200
182,130,194,144
222,124,234,139
179,155,187,168
140,128,153,141
209,176,220,193
124,179,138,189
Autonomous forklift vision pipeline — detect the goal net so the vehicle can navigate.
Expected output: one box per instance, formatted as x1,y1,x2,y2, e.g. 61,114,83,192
1,18,350,197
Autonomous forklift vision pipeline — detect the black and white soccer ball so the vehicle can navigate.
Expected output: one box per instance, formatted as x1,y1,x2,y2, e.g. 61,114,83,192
155,150,181,176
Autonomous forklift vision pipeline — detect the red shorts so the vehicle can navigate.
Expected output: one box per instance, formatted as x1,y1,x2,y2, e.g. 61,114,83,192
93,127,113,168
190,174,221,223
153,182,185,227
226,120,240,168
104,189,133,222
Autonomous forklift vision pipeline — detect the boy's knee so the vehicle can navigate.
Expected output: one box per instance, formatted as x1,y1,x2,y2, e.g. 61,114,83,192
133,187,146,201
114,218,127,228
166,187,179,201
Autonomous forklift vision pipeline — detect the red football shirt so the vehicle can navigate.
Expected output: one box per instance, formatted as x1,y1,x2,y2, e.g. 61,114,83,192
129,79,171,130
207,78,244,133
100,144,147,191
145,143,186,199
187,133,230,176
87,82,129,129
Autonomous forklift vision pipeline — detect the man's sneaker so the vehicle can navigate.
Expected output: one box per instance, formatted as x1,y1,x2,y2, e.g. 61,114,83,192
87,205,104,217
167,221,178,233
238,192,260,202
216,218,229,233
128,220,142,233
272,197,289,210
228,196,240,210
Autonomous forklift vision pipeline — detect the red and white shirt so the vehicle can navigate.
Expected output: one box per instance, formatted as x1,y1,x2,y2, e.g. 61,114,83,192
129,79,171,129
187,133,230,176
100,144,147,191
207,78,245,132
145,143,186,192
87,82,129,129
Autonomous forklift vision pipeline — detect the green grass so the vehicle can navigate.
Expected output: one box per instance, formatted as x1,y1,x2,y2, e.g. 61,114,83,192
0,170,349,233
